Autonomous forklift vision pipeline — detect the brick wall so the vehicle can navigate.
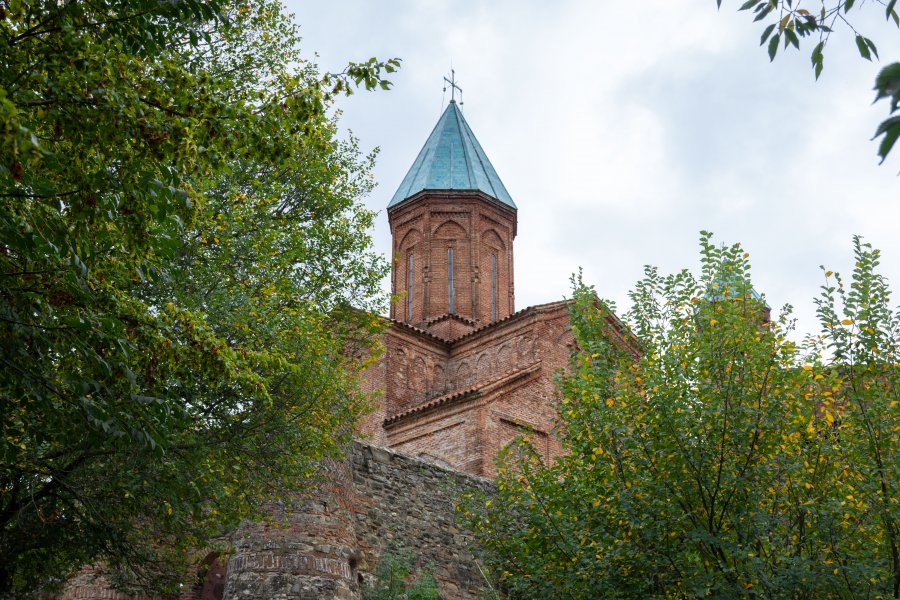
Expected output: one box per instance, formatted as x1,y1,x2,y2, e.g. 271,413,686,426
373,301,576,477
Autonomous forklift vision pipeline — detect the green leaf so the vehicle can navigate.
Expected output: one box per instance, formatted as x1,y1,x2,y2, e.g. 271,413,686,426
784,28,800,49
874,63,900,111
877,127,899,162
760,23,776,45
873,115,900,138
873,116,900,163
866,38,879,60
811,41,825,79
855,34,872,61
768,33,780,61
753,3,774,21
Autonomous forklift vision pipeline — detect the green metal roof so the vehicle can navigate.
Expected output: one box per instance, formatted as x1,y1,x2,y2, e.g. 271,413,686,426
388,101,516,209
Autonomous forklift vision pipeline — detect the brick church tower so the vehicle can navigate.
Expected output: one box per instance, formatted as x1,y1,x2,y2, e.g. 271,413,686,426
387,99,517,333
358,99,636,477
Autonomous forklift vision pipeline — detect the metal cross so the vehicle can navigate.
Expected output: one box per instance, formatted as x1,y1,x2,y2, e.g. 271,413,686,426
443,69,463,103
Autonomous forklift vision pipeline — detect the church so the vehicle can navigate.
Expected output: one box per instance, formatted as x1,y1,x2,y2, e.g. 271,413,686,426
357,97,629,478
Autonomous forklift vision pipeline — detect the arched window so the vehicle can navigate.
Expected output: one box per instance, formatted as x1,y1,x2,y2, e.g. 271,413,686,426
481,229,505,322
398,228,421,322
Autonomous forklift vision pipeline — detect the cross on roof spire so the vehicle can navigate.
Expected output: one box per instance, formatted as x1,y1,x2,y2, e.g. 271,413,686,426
443,69,462,104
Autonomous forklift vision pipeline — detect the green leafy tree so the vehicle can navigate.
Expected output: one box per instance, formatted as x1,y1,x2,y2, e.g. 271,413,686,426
362,546,440,600
718,0,900,164
0,0,397,595
461,233,898,598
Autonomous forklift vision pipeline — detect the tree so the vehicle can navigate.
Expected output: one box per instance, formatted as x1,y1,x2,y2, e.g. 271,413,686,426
362,546,440,600
718,0,900,165
461,233,898,598
0,0,397,595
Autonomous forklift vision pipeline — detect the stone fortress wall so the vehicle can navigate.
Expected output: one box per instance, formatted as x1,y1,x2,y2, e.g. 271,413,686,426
223,442,495,599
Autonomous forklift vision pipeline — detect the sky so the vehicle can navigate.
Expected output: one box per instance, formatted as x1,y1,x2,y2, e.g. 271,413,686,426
285,0,899,338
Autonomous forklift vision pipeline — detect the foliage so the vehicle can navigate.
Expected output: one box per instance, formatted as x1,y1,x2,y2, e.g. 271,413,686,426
0,0,396,595
461,232,899,599
874,62,900,164
717,0,900,164
362,546,440,600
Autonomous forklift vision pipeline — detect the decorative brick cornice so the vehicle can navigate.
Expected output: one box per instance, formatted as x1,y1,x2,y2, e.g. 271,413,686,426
384,361,542,426
387,189,518,221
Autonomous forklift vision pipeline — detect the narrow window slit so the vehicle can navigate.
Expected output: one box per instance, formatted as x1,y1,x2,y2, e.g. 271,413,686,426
491,254,497,322
448,248,454,314
407,253,413,321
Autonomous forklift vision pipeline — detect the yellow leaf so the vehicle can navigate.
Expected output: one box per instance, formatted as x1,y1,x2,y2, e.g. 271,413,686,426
841,319,853,326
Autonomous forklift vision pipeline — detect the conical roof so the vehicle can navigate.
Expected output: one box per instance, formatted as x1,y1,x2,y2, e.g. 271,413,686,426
388,101,516,209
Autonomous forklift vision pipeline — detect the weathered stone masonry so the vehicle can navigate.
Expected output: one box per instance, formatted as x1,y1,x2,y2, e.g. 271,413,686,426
223,442,494,599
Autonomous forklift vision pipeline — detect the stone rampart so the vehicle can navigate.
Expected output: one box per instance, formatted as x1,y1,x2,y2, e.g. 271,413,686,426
223,441,495,599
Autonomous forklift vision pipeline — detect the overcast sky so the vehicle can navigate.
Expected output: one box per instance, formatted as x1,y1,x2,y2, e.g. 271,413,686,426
285,0,899,337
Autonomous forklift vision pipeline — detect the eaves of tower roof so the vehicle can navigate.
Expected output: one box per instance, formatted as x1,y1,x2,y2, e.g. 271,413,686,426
384,300,572,348
449,300,571,344
384,317,451,349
